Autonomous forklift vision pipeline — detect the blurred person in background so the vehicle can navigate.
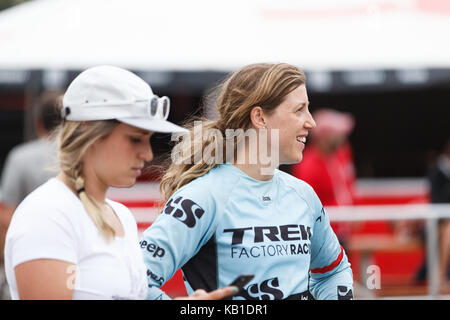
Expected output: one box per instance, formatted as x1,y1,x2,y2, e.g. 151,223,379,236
0,91,62,299
431,138,450,290
141,63,354,300
291,108,356,249
414,137,450,291
3,66,237,300
429,138,450,203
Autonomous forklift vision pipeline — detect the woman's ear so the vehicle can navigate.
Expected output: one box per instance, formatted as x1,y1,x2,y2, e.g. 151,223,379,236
249,106,267,129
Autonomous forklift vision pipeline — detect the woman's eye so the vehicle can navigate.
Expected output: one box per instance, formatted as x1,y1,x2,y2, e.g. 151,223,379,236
130,137,142,144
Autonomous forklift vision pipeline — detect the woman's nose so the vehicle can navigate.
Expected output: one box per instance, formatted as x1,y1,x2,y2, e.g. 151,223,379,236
306,112,317,129
140,142,153,162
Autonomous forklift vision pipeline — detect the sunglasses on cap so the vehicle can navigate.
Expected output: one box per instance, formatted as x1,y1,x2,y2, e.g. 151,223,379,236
61,94,170,122
148,95,170,120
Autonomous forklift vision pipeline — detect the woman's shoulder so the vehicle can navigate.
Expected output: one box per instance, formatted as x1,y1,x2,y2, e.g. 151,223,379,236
106,199,134,222
277,169,321,206
279,170,324,218
178,164,240,194
277,169,315,192
17,178,63,205
11,178,81,224
6,179,83,251
105,199,138,235
167,164,241,212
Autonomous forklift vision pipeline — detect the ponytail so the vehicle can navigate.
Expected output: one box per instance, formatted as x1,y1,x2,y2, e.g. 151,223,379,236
159,119,225,202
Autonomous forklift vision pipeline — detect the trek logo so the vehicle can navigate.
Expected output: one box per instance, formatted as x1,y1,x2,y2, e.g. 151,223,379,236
226,225,312,259
224,224,312,245
237,277,284,300
163,196,205,228
337,286,354,300
139,240,165,258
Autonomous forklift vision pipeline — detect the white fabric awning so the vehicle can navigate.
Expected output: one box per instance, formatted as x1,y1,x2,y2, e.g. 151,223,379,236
0,0,449,71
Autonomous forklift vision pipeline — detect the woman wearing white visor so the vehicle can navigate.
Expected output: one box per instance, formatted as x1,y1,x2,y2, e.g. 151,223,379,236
4,65,238,300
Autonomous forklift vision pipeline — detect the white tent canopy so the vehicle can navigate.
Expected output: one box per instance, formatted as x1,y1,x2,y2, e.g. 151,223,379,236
0,0,449,72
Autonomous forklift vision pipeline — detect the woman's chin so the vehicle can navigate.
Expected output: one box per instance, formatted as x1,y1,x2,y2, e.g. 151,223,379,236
110,178,136,189
282,153,303,165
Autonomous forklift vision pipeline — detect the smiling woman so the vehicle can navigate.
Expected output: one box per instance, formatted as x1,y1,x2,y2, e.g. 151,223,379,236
3,65,238,300
260,84,315,165
141,63,354,300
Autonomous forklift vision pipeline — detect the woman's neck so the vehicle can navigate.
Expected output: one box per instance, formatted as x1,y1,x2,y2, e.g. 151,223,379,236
233,163,275,181
232,136,276,181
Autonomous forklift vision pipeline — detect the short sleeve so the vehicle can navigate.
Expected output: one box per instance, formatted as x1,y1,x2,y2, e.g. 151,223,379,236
7,202,78,269
306,187,353,299
309,200,343,273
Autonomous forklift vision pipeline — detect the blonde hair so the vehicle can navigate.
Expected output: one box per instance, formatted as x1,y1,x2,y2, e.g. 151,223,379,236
56,120,119,242
159,63,306,202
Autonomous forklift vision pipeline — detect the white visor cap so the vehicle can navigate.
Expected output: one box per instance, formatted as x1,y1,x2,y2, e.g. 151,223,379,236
62,65,187,133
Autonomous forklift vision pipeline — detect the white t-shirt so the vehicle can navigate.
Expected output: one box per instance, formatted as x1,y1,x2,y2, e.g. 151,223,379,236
4,178,148,300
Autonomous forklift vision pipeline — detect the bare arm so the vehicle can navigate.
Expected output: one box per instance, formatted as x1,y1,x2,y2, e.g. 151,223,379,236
14,259,75,300
15,258,237,300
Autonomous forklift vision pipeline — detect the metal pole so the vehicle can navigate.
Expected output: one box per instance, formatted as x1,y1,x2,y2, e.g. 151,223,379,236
426,216,439,299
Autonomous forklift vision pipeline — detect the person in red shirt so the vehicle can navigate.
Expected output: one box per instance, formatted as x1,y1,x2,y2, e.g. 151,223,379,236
291,108,356,245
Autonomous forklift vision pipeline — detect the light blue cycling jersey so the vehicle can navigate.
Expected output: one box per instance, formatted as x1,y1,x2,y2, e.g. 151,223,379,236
141,163,353,300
